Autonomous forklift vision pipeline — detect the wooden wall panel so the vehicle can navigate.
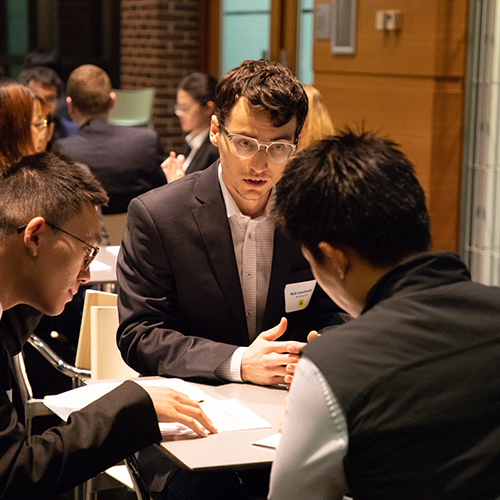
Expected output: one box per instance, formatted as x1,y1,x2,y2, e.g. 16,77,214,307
313,0,469,252
314,0,468,77
314,73,435,190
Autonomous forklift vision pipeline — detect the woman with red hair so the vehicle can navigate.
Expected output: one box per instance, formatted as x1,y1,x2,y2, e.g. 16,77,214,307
0,81,49,167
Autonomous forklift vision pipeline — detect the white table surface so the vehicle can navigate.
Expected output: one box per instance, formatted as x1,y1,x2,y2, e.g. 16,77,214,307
157,381,287,471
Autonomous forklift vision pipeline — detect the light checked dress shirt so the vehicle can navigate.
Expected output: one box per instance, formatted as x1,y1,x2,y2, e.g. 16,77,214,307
214,165,275,382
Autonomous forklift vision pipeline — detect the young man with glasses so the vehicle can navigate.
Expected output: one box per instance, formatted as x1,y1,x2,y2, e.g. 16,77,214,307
117,59,341,389
117,58,341,499
0,152,216,499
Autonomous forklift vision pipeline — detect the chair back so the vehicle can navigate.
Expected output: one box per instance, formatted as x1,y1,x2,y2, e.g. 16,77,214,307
90,306,138,380
76,289,117,369
108,88,155,128
76,289,138,380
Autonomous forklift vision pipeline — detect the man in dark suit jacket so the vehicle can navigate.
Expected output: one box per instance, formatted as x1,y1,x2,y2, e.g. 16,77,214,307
117,60,341,389
0,153,214,499
56,64,166,214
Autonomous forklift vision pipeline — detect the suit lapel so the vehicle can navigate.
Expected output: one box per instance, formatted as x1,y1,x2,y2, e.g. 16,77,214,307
191,164,248,344
262,230,298,331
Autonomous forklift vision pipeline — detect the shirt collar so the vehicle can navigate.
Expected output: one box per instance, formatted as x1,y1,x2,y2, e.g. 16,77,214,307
186,127,209,150
218,164,275,221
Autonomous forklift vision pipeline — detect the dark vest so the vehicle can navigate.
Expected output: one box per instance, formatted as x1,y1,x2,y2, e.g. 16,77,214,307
304,253,500,500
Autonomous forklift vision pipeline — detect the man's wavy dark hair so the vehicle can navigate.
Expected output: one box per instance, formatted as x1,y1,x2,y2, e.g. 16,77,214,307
215,59,308,142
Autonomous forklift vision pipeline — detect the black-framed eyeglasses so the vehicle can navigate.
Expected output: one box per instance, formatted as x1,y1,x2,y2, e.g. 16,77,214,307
219,122,297,164
17,222,100,271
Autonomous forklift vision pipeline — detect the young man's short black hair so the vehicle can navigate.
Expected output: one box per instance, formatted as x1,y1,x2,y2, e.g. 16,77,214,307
274,130,431,268
215,59,308,142
0,152,108,240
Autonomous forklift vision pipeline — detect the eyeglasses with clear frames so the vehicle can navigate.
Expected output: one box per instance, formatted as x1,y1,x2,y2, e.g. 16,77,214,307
17,222,100,271
219,122,297,163
174,103,197,117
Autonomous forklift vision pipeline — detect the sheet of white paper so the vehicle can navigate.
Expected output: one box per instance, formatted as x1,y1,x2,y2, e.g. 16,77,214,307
43,378,211,422
159,399,272,438
252,433,281,449
201,399,271,432
43,379,271,439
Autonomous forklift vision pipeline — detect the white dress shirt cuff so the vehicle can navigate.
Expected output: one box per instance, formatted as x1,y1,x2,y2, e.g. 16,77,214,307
214,346,247,382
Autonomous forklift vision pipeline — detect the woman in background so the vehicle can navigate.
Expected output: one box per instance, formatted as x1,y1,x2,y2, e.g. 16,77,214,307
162,72,219,182
299,85,335,150
0,81,44,166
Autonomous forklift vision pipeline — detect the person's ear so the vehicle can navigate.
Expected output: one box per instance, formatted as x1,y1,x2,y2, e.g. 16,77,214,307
21,217,47,257
205,100,216,115
209,115,220,148
66,96,74,117
318,242,349,280
108,92,116,111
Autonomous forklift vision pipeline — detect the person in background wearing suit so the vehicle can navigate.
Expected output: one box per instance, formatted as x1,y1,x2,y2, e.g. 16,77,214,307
268,131,500,500
0,152,216,500
55,64,166,214
117,59,342,499
161,72,219,183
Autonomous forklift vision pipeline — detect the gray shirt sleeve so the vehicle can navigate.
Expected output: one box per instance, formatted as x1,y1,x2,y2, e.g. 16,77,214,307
268,356,349,500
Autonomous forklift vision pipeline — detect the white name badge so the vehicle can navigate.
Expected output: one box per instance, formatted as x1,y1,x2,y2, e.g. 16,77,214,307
284,280,317,313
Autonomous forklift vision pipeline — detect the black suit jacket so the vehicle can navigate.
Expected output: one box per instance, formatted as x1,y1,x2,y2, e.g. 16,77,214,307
183,134,220,176
56,118,166,214
0,308,161,499
117,162,340,381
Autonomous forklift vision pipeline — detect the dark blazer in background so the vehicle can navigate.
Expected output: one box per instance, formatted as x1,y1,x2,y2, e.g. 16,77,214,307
117,162,341,382
56,118,166,214
183,133,219,176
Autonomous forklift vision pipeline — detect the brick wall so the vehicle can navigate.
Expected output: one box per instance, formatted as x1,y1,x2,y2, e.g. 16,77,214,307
121,0,203,152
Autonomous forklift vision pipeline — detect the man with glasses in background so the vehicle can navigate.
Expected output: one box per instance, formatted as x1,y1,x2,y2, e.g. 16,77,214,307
19,65,79,144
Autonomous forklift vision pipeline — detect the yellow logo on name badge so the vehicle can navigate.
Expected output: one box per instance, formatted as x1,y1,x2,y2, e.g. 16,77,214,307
298,299,305,309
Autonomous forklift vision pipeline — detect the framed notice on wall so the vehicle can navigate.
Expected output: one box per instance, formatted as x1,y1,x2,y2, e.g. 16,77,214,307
330,0,357,54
